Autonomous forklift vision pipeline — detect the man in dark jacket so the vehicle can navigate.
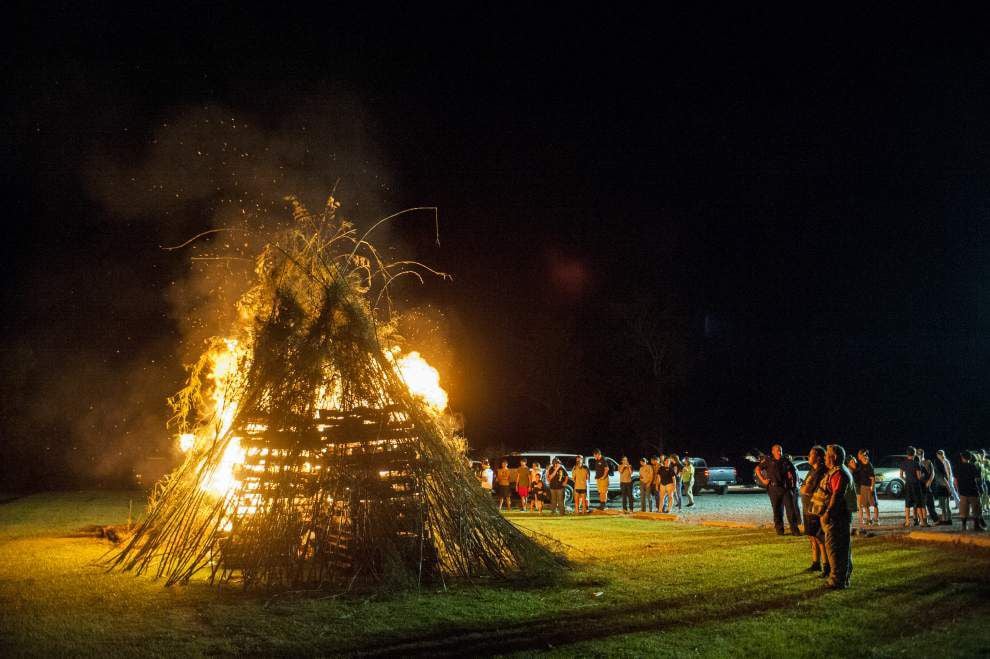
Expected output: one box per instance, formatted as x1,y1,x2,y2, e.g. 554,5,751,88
756,444,801,535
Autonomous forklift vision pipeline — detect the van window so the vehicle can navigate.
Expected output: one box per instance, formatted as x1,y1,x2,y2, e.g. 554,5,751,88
526,455,552,468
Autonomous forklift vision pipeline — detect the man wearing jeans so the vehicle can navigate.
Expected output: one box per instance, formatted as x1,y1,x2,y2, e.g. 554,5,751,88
681,458,696,507
618,457,634,513
638,458,654,512
821,444,854,589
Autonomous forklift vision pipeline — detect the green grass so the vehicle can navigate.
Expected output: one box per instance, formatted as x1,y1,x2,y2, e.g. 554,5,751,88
1,492,989,657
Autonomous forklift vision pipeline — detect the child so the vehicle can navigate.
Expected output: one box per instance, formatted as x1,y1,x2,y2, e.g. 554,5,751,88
529,462,545,513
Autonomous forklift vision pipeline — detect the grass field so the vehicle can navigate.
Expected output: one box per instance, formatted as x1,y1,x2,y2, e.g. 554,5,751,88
1,491,989,657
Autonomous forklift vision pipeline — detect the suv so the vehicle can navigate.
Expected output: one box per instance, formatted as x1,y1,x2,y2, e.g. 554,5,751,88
497,452,637,508
873,455,906,497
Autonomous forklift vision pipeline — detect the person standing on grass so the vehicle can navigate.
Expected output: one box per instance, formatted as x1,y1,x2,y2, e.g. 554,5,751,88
931,450,953,525
547,458,568,515
593,449,610,511
757,444,801,535
681,457,695,507
515,458,531,512
900,447,923,527
918,449,940,525
670,454,684,510
658,456,677,513
854,450,879,528
905,454,930,527
820,444,855,589
480,459,494,497
496,460,513,511
639,458,655,512
529,462,545,513
801,445,828,574
955,451,986,532
573,456,590,514
977,450,990,512
936,449,959,509
618,456,634,513
651,456,663,511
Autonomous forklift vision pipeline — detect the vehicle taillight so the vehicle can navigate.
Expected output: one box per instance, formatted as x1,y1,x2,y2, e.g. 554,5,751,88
703,469,710,477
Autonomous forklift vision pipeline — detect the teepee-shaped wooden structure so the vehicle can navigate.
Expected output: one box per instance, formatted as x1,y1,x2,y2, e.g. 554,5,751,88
109,197,560,589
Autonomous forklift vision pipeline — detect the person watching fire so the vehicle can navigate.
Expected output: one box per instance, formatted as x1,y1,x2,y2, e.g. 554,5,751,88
593,449,610,511
515,458,531,512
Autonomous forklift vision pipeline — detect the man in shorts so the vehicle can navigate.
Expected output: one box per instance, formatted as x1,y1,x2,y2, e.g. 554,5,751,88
593,449,610,510
515,457,530,512
855,450,879,528
572,456,590,514
495,460,513,511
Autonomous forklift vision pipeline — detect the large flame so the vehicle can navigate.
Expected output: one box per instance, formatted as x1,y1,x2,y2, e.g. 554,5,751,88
176,341,449,501
203,436,246,497
396,351,448,413
176,338,248,498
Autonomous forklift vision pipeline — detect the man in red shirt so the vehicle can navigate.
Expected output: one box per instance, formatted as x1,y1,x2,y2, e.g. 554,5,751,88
820,444,855,589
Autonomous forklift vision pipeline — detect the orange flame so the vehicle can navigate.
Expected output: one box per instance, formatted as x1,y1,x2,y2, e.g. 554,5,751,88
396,351,448,413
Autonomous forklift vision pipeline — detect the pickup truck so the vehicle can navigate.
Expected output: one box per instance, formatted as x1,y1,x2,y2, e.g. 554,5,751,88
688,457,736,495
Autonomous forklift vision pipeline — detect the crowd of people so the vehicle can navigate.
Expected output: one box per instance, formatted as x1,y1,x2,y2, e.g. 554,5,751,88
474,450,698,515
474,444,990,592
755,443,989,590
898,447,990,531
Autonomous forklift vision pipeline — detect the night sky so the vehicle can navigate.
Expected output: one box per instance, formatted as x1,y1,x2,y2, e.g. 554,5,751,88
4,9,989,488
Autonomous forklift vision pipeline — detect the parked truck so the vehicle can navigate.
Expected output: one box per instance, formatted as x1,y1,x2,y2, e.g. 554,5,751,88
687,457,737,495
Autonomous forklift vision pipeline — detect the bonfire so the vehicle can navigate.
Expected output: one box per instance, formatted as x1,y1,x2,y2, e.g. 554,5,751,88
108,196,561,590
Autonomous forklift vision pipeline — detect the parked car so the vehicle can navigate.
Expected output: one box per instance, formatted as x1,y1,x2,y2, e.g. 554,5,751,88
873,455,906,497
688,457,737,495
497,452,636,507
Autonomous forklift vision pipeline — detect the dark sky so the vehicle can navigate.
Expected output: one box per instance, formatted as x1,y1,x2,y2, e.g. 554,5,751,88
3,9,990,487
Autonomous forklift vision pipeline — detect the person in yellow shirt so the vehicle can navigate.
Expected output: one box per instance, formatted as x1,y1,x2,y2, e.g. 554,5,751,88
681,458,695,507
572,456,590,514
638,458,654,512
